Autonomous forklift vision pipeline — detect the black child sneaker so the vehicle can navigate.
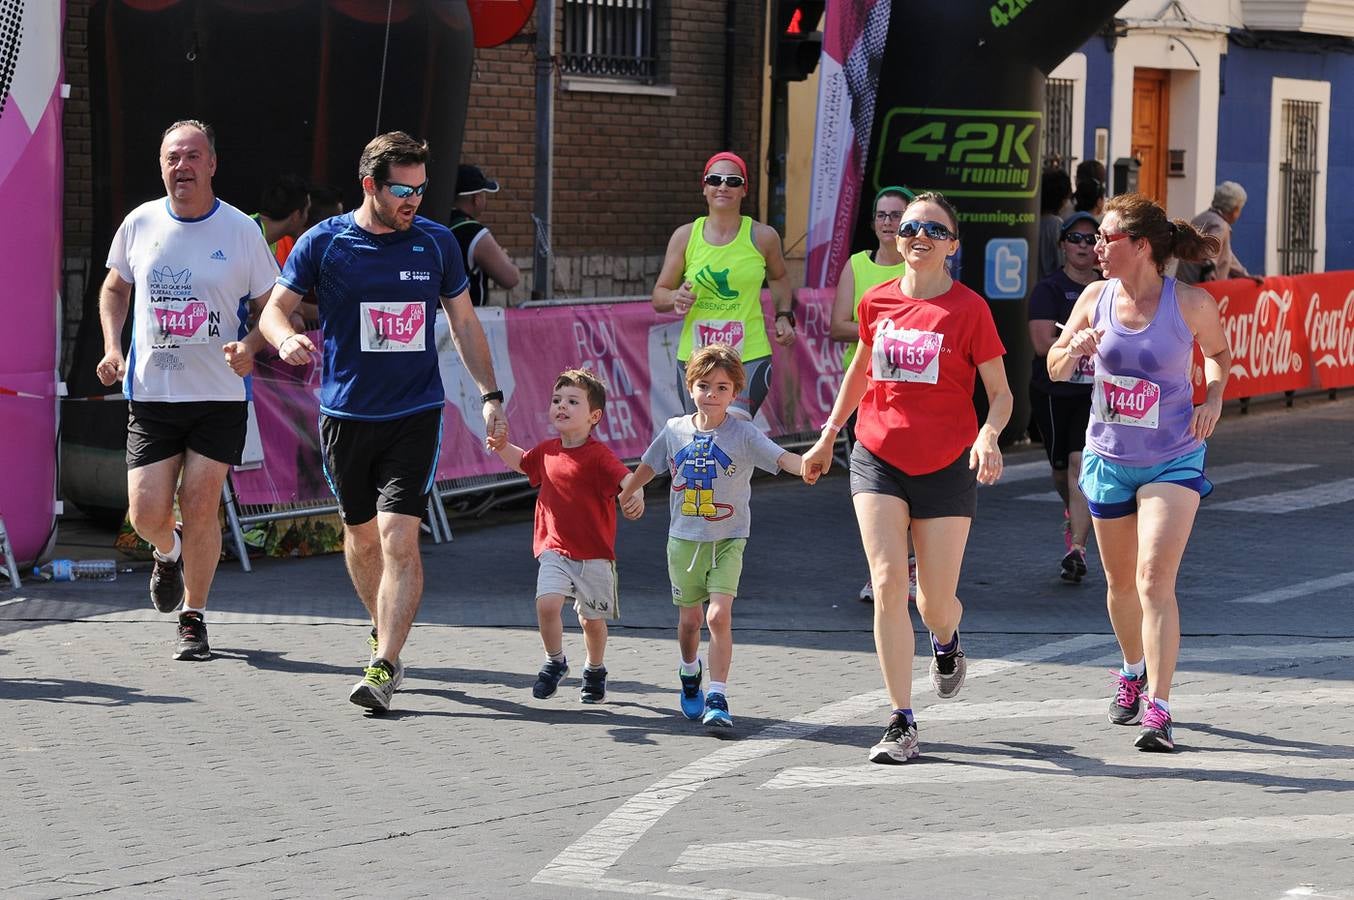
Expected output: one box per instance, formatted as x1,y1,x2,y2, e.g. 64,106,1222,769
533,658,570,699
580,666,608,704
149,527,185,613
173,610,210,661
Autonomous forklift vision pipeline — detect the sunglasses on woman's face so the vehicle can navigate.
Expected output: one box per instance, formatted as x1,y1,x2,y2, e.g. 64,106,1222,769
897,219,955,241
1062,231,1097,246
703,173,746,188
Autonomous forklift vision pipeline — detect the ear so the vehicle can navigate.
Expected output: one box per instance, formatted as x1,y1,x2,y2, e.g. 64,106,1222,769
361,175,378,197
588,408,604,428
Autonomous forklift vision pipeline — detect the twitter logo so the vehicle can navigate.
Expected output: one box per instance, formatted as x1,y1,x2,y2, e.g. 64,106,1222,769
984,238,1027,300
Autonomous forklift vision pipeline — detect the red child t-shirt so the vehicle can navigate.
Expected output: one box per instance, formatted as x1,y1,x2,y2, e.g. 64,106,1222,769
519,436,631,560
855,279,1006,475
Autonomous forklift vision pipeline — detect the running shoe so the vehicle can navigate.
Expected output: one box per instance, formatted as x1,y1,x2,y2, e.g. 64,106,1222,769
1060,547,1087,583
349,660,397,712
365,631,404,692
1135,701,1175,752
868,712,920,764
858,580,873,603
929,630,966,699
172,610,210,661
533,659,570,700
149,527,185,613
679,663,705,720
1062,509,1073,553
702,692,732,728
1108,670,1147,725
367,627,378,661
580,666,608,704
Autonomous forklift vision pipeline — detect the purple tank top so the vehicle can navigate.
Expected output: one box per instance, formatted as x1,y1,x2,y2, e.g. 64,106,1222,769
1086,277,1200,465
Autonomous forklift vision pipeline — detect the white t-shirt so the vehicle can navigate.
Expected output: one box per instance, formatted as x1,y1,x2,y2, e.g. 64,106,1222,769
106,197,278,402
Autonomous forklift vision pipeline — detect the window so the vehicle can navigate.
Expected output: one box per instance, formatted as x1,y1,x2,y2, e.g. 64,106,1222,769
561,0,658,84
1044,78,1075,168
1277,99,1319,275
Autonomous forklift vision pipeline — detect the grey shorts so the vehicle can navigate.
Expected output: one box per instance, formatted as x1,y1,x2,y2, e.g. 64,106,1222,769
536,550,620,621
849,443,977,520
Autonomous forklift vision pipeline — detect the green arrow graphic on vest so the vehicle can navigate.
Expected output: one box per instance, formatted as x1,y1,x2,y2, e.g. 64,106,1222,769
694,265,740,300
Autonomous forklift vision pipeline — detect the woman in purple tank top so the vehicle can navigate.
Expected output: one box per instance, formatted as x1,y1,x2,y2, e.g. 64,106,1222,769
1046,193,1231,753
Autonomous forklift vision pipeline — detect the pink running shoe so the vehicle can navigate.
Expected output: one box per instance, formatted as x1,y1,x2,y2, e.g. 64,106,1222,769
1108,669,1147,725
1135,701,1174,752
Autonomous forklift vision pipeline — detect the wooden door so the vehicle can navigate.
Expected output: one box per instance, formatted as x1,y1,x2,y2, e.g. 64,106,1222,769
1131,69,1170,203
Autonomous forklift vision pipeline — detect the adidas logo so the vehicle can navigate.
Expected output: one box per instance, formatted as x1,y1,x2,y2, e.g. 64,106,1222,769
210,249,226,260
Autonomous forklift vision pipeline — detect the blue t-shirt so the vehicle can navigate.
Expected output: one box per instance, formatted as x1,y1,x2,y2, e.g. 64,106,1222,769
280,213,469,420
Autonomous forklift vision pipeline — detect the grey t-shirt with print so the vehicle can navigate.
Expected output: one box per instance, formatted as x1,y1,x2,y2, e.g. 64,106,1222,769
640,414,786,541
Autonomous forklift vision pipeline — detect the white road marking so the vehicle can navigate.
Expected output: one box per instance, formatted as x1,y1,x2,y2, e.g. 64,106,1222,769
0,598,27,608
912,686,1354,723
1212,477,1354,513
1283,886,1354,899
1229,572,1354,605
1015,462,1318,503
532,634,1116,897
980,460,1054,486
669,813,1354,871
1088,641,1354,667
77,609,371,625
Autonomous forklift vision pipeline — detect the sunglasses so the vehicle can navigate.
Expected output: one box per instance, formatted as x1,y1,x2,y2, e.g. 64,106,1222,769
897,219,955,241
1062,232,1097,246
383,180,428,199
1096,230,1133,244
874,210,904,223
703,173,746,188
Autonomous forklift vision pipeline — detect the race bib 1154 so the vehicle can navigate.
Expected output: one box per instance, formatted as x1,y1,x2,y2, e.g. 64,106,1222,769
361,301,426,352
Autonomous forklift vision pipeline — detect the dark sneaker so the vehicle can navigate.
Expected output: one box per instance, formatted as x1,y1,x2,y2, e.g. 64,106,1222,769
149,528,185,613
858,579,873,603
929,631,967,699
349,660,397,712
1060,547,1087,583
868,712,920,764
1108,670,1147,725
172,610,210,661
1135,701,1175,752
580,666,608,704
533,659,570,699
702,692,732,728
679,663,705,720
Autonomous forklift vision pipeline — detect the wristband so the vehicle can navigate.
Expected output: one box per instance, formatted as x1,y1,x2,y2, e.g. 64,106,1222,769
280,333,299,351
822,418,845,434
775,309,797,328
480,390,504,404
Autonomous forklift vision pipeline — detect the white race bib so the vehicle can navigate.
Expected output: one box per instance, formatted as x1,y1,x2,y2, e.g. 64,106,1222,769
692,319,746,355
151,299,211,348
1093,374,1161,428
1070,355,1096,385
871,320,943,384
360,301,426,352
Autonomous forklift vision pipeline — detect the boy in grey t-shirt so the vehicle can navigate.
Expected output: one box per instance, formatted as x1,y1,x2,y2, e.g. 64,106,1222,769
620,344,803,729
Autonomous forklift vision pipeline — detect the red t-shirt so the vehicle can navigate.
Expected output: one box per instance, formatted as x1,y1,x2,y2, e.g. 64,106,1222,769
520,436,631,560
856,279,1006,475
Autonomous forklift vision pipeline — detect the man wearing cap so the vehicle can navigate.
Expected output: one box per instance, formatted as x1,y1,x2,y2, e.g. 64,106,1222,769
448,164,521,306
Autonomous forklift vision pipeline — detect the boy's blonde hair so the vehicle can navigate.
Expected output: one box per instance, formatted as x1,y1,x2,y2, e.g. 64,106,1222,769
554,367,608,413
683,344,746,395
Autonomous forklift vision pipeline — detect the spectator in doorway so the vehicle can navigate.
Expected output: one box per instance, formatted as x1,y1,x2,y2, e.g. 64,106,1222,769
1039,168,1073,281
1073,159,1107,218
1176,181,1257,284
449,164,522,306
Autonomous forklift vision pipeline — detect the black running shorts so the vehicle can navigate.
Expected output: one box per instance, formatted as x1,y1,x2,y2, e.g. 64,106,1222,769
126,400,248,469
849,443,977,520
1029,385,1091,471
319,408,442,525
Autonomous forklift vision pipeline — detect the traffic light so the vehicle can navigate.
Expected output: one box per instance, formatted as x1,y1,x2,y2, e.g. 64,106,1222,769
772,0,824,82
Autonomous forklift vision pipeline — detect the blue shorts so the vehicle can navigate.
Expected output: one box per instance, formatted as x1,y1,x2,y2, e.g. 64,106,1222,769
1079,445,1213,519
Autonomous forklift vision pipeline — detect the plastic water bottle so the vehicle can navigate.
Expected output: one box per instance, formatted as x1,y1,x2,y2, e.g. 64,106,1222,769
33,559,118,582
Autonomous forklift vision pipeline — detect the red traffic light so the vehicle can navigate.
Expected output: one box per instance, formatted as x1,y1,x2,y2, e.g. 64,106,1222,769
787,8,802,34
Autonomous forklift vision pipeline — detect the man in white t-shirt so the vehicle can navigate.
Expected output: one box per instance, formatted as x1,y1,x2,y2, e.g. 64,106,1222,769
96,119,278,662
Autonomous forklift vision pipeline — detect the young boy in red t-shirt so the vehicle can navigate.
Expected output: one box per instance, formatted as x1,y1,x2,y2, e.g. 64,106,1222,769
492,369,644,703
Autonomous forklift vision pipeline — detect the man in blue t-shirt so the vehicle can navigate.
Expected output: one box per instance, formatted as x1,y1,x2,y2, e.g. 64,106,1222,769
259,131,508,713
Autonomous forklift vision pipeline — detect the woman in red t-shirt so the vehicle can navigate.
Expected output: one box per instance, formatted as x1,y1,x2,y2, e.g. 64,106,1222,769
803,192,1012,765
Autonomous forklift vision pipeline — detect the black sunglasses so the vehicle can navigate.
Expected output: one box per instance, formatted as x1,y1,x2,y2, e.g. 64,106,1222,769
898,219,955,241
382,180,428,199
703,173,746,188
1062,231,1097,246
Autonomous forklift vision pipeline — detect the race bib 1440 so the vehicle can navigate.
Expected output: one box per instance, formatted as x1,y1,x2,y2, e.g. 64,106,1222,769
361,301,426,352
1093,374,1161,428
872,321,943,384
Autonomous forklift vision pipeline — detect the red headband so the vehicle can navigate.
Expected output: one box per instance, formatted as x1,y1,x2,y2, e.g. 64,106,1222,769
703,152,748,181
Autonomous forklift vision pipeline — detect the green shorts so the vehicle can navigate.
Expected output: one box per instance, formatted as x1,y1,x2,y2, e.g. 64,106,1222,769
667,537,746,607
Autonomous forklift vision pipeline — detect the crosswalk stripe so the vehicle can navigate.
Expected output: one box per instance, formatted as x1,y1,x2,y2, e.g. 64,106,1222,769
1087,640,1354,667
910,686,1354,724
669,813,1354,871
1230,571,1354,604
1016,462,1318,503
1212,477,1354,513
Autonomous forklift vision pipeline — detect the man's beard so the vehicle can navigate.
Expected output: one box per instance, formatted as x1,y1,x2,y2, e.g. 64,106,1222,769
374,201,412,231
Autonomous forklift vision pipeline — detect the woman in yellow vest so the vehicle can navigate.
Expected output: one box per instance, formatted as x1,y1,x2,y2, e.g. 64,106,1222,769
652,152,796,419
829,186,912,605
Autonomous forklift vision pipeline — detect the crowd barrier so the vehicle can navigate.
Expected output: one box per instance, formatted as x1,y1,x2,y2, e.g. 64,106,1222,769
224,271,1354,570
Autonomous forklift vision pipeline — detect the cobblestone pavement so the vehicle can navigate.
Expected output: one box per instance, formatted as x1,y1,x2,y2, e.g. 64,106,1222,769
3,396,1352,899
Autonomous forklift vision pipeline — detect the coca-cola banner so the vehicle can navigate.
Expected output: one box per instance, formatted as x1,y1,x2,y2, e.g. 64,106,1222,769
1300,273,1354,390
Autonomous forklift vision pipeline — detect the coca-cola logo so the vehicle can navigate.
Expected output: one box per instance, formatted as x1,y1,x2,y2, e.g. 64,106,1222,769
1218,289,1303,381
1304,289,1354,371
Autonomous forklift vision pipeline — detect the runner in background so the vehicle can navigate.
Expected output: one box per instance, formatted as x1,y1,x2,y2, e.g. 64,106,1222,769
1028,211,1100,583
652,152,795,420
1047,192,1229,752
828,186,914,605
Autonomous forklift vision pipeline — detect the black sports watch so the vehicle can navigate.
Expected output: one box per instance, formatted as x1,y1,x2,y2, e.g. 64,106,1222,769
480,390,504,404
775,309,797,328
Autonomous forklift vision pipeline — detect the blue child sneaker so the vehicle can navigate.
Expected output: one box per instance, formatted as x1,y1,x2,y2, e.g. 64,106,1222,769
702,692,732,728
679,663,705,720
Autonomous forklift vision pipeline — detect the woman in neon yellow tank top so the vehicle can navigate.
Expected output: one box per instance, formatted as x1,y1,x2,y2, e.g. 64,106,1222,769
652,152,796,419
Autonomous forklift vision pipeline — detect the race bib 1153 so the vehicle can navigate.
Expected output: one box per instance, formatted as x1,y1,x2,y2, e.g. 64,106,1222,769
872,321,943,384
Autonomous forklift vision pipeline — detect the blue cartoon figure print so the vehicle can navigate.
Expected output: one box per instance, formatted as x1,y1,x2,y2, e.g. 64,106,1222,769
672,432,735,518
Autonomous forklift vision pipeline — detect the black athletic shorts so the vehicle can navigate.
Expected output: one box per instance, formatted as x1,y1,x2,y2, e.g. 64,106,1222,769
320,408,442,525
1029,385,1091,471
126,400,248,469
849,443,977,520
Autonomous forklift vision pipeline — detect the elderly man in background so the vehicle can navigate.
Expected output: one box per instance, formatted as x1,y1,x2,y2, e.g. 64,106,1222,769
1177,181,1255,283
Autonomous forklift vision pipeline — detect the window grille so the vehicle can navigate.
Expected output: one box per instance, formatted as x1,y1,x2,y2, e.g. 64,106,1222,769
561,0,658,83
1277,99,1320,276
1043,78,1075,168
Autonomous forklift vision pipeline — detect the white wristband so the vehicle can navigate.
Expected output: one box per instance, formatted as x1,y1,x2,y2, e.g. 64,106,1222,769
822,419,845,434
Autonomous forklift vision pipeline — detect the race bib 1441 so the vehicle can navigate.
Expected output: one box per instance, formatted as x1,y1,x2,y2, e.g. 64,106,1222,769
151,299,211,347
1093,374,1161,428
361,301,426,352
872,322,943,384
